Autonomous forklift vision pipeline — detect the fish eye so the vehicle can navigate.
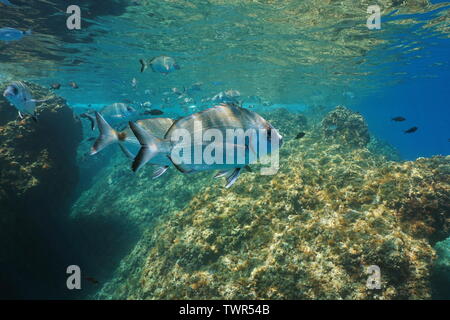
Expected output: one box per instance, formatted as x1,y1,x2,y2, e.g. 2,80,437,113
12,87,18,95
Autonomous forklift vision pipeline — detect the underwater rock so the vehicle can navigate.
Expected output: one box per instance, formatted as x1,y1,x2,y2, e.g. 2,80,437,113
86,107,448,300
0,81,82,203
367,137,402,162
432,237,450,298
260,108,308,140
321,106,371,148
0,81,83,298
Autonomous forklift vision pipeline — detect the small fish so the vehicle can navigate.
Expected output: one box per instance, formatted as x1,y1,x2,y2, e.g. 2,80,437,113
0,28,31,42
188,82,202,93
69,81,79,89
3,81,42,121
99,103,138,125
342,91,355,99
171,87,185,95
131,77,138,88
129,103,283,188
140,56,180,74
295,132,306,139
212,90,241,104
0,0,16,6
144,109,164,116
50,83,61,90
404,127,418,134
392,116,406,122
85,277,99,285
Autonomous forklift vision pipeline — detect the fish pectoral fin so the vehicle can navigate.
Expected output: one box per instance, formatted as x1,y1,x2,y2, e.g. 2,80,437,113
152,166,169,179
225,168,242,189
214,169,235,179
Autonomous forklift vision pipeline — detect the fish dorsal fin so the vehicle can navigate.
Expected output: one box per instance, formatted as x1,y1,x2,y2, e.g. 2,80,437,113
118,143,134,160
163,117,182,140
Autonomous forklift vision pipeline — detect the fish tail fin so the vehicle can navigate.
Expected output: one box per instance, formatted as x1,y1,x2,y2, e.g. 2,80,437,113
129,121,167,172
139,59,147,73
118,143,134,159
24,29,32,36
90,112,118,155
81,113,96,131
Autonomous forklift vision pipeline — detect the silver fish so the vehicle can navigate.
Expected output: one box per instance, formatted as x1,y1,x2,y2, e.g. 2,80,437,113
90,113,175,178
3,81,41,121
100,103,137,123
129,103,283,188
80,103,138,130
0,28,30,42
211,90,241,104
140,56,180,74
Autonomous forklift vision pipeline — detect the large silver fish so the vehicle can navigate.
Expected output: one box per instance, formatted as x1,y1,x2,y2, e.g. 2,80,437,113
140,56,180,74
129,103,283,188
81,103,138,130
90,112,174,179
3,81,43,121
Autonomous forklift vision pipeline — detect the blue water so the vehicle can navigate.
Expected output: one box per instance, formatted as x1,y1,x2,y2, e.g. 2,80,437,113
357,55,450,160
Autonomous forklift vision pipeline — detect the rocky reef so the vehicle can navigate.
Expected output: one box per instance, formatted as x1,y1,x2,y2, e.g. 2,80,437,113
321,106,370,148
71,106,449,300
0,81,83,298
433,237,450,299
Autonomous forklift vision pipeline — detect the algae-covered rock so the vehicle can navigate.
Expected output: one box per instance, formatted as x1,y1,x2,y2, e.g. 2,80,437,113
321,106,371,148
0,81,83,298
433,237,450,298
87,106,448,300
0,81,82,205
